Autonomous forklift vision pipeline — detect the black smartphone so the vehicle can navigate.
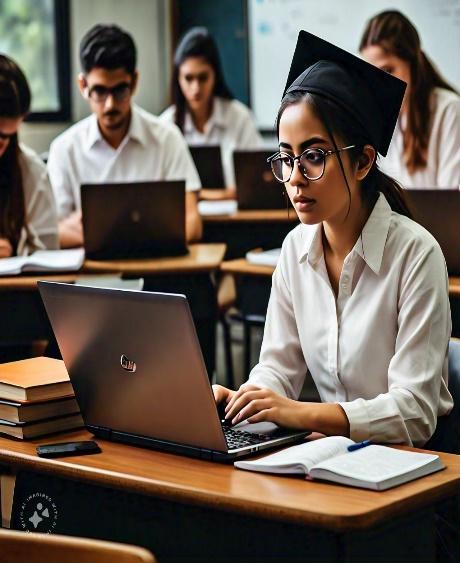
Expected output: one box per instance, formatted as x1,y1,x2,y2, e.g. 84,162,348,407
36,440,101,458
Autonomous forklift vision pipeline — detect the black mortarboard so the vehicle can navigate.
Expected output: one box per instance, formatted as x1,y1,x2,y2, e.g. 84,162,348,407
283,30,406,156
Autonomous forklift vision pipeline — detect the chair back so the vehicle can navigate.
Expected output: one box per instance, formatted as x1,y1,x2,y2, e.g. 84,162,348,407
0,528,156,563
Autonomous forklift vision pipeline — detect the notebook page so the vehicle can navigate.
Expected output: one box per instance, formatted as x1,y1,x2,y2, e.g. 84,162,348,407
0,256,27,276
24,249,85,272
235,436,354,474
312,445,440,482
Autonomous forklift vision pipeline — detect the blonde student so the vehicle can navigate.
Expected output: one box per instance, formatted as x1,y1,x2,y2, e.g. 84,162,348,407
360,10,460,188
48,24,202,248
213,31,455,452
160,27,262,189
0,55,58,257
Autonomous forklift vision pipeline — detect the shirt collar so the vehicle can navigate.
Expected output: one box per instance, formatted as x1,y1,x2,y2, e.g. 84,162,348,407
297,193,393,275
84,105,148,151
183,97,226,135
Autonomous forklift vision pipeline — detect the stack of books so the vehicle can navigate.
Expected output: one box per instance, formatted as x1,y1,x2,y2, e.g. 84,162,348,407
0,357,83,439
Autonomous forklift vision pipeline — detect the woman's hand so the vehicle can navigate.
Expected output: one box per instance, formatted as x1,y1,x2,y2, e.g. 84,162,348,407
0,238,13,258
223,385,308,429
212,384,237,407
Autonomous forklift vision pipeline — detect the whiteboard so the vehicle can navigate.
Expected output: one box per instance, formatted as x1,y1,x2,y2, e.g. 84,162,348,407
248,0,460,129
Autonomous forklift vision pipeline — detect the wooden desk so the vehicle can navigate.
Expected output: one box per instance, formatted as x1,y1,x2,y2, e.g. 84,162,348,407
450,276,460,297
203,209,298,259
0,244,225,374
1,430,459,562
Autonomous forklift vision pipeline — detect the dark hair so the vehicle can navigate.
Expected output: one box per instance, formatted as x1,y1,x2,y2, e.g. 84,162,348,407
276,91,412,218
0,54,30,253
80,24,136,75
359,10,457,174
171,27,233,132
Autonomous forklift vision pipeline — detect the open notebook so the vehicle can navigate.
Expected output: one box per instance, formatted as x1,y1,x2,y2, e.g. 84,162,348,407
0,249,84,276
235,436,444,490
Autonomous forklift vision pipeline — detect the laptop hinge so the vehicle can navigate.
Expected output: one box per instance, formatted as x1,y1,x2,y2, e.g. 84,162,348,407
88,425,112,440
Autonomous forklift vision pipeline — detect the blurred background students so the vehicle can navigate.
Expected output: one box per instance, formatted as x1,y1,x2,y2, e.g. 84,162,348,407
360,10,460,188
48,24,202,248
160,27,262,189
0,55,58,258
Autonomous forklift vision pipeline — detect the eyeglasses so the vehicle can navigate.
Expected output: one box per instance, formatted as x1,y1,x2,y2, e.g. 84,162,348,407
267,145,356,183
86,82,132,103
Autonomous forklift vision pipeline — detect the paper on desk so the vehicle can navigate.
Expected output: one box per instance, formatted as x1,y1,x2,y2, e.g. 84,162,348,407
198,200,238,216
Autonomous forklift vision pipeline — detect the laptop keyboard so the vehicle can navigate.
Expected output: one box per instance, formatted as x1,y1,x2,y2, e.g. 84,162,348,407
222,425,273,450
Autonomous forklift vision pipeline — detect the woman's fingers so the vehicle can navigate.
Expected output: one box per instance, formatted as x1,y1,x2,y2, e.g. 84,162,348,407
224,384,260,414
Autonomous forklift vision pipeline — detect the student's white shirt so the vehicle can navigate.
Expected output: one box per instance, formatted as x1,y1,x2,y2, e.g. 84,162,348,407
160,97,263,187
16,144,59,255
245,194,452,447
47,104,201,219
380,88,460,188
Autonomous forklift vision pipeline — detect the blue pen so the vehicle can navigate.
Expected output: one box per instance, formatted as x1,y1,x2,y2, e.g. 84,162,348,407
347,439,371,452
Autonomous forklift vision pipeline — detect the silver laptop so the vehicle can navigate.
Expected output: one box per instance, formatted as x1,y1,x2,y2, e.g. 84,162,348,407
38,282,308,461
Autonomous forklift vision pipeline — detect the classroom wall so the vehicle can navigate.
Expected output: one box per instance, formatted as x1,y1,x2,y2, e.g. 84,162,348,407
20,0,172,155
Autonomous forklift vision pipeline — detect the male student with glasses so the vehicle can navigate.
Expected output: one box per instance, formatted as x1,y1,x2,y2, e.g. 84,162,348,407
48,24,202,248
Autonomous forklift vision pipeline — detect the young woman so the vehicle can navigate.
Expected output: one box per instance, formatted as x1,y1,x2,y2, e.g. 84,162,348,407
160,27,262,189
213,31,454,451
360,10,460,188
0,54,58,257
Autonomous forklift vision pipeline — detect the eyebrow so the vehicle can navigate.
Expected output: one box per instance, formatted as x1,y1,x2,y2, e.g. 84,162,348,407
279,136,328,152
89,81,131,90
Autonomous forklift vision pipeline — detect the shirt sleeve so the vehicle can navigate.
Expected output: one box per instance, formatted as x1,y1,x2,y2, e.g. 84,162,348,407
339,244,452,446
18,156,59,255
47,139,77,218
243,253,308,399
435,96,460,187
162,125,201,191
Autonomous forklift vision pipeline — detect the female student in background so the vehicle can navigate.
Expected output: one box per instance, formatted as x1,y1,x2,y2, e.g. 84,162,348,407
213,30,456,453
0,55,58,257
160,27,262,189
360,10,460,188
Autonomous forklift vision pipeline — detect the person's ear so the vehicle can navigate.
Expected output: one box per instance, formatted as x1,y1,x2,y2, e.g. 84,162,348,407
78,73,88,98
356,145,376,181
130,70,139,96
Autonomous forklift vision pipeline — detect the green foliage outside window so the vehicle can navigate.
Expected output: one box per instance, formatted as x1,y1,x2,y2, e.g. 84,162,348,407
0,0,59,112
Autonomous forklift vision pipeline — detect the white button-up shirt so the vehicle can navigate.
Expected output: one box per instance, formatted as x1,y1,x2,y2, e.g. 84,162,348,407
48,105,201,219
17,144,58,255
246,194,453,446
160,97,263,188
380,88,460,188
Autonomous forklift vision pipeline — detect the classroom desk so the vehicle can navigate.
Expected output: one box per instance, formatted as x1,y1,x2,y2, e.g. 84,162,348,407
0,429,459,562
202,208,298,259
0,244,226,374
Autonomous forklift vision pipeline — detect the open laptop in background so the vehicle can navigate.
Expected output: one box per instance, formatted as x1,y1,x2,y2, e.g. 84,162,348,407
403,189,460,275
38,282,309,462
189,145,225,188
234,150,285,210
81,181,187,260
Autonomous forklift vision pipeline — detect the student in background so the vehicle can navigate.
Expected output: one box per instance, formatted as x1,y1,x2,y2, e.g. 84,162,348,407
160,27,262,189
360,10,460,188
48,24,202,248
213,31,455,452
0,55,58,257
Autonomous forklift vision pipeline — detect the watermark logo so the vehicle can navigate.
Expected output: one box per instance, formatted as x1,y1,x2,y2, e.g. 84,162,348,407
19,492,58,533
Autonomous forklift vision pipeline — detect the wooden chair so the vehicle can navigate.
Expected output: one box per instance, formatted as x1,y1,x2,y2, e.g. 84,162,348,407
0,528,155,563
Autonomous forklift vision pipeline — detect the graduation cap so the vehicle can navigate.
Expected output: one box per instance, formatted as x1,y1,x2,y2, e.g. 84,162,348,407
283,30,406,156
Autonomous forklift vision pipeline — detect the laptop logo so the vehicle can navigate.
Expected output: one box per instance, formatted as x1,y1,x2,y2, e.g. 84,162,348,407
130,209,141,223
120,354,136,372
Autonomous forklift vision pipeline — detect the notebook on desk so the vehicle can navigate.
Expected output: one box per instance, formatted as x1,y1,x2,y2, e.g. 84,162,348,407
38,282,308,462
189,145,225,188
81,181,187,260
403,188,460,275
234,150,285,210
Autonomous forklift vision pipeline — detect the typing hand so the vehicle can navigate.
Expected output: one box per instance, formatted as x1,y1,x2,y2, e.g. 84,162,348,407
224,385,306,429
0,238,13,258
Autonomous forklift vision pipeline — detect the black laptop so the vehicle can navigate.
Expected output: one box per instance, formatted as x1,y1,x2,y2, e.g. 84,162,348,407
403,189,460,275
234,150,285,210
39,282,309,462
81,181,187,260
189,145,225,188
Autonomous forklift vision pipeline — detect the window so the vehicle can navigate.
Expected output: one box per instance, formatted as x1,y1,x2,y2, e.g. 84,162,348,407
0,0,70,121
